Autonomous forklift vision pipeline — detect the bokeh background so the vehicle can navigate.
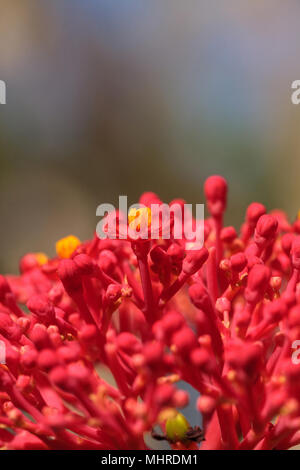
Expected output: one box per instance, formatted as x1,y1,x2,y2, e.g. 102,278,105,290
1,0,300,273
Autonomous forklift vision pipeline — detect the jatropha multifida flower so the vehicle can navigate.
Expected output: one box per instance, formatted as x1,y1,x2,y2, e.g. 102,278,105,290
1,175,300,450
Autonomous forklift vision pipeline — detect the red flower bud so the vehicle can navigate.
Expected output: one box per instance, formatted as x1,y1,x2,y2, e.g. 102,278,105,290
221,226,237,244
281,233,295,256
167,243,185,261
150,246,168,265
98,250,117,275
153,384,174,406
19,254,40,273
254,214,278,246
57,259,81,294
139,192,162,207
20,349,38,369
117,332,141,354
190,348,216,373
29,324,50,350
197,395,217,414
37,349,59,371
49,366,69,390
182,247,209,275
225,340,263,378
215,297,231,314
143,341,164,365
204,175,227,217
73,254,95,276
246,202,266,226
159,311,185,338
264,299,286,323
188,283,212,312
27,295,55,323
67,362,91,388
230,252,247,272
173,389,189,408
105,284,122,302
78,324,98,342
58,343,81,363
171,327,197,354
245,264,270,303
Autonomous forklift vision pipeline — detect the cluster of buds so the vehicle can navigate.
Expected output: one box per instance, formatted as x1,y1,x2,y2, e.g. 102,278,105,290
1,176,300,450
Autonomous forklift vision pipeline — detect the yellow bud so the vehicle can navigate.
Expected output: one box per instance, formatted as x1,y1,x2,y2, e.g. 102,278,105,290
56,235,81,259
35,252,48,266
227,370,237,382
88,418,101,427
280,398,299,416
165,412,189,442
157,374,180,385
128,207,151,231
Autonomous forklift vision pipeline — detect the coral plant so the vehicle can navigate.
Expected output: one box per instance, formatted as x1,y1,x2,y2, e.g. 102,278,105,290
0,176,300,450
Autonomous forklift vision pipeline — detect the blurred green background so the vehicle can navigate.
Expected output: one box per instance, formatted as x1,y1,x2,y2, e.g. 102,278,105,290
1,0,300,272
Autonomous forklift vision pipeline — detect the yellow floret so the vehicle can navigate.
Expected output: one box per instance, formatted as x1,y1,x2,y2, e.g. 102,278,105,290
128,207,151,231
56,235,81,259
35,252,48,266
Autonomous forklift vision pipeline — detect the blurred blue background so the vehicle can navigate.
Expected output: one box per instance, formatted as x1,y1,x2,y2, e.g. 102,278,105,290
1,0,300,271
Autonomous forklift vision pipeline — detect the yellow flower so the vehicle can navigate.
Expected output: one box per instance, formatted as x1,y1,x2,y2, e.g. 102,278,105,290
128,207,151,232
56,235,81,259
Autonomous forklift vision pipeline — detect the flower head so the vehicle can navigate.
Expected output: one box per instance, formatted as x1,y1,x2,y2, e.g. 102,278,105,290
0,176,300,450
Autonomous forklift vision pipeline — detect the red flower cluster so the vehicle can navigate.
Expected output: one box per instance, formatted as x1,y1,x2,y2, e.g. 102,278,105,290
1,176,300,450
